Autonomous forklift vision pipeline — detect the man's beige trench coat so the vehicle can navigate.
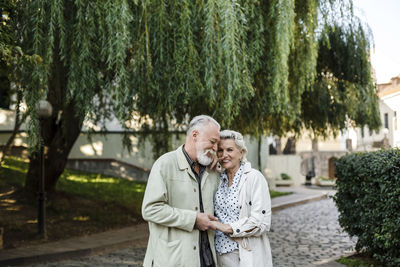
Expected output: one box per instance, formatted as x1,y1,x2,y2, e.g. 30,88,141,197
142,145,220,267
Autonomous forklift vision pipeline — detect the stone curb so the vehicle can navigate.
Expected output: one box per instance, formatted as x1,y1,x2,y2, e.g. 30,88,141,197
271,193,328,212
0,192,328,266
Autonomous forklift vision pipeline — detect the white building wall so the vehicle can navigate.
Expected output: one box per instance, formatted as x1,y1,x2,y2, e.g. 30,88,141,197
1,108,275,172
265,155,303,187
356,100,393,150
380,91,400,148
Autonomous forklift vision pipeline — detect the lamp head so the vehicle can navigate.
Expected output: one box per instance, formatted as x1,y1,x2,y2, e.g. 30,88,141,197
37,100,53,119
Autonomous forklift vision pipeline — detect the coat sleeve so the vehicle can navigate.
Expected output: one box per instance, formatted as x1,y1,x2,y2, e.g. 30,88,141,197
229,170,271,238
141,157,197,232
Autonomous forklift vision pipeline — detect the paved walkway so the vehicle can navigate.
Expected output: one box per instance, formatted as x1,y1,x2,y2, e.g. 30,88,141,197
0,186,354,266
270,198,356,266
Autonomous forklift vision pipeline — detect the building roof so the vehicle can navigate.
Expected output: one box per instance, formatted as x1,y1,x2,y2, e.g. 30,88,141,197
378,84,400,98
378,75,400,98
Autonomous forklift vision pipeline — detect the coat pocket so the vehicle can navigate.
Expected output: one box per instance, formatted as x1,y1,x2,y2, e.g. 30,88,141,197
153,239,182,267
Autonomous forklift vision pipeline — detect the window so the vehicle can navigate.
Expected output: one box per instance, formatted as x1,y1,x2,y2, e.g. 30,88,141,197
395,111,398,130
384,113,389,129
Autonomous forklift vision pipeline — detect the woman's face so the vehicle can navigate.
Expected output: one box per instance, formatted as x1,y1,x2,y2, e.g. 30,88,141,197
217,139,243,171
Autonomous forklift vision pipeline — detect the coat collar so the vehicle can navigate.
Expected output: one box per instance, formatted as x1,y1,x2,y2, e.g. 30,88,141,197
242,161,252,174
177,145,191,170
237,161,252,192
176,145,211,187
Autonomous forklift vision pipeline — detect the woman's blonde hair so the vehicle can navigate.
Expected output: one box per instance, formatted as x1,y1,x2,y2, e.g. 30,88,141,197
219,129,248,162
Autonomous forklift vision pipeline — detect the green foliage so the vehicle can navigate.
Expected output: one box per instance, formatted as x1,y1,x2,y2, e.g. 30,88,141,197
7,0,380,159
280,173,292,180
334,149,400,266
0,0,39,110
300,20,381,138
337,253,384,267
317,176,334,181
287,0,319,125
0,156,27,187
270,190,292,198
57,170,146,216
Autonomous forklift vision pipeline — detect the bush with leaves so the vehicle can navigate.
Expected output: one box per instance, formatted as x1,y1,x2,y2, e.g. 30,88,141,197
334,149,400,266
280,173,292,180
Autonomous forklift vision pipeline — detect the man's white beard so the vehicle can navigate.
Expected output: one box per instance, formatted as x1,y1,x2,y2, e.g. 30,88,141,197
196,145,214,166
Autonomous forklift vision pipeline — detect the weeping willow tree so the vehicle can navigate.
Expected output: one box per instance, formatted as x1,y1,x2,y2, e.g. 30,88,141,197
7,0,379,195
298,1,381,137
232,0,380,137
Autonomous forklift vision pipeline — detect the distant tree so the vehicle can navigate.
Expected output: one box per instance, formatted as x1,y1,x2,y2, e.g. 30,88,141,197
0,0,37,165
6,0,380,195
300,22,381,137
0,0,16,109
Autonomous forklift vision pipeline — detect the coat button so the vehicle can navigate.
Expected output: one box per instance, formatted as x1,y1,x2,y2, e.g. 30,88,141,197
262,210,266,214
236,229,240,233
193,246,196,250
249,201,252,205
195,207,198,211
194,188,196,192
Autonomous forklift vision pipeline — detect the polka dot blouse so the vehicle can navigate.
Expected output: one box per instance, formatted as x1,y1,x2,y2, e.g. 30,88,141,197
214,163,244,254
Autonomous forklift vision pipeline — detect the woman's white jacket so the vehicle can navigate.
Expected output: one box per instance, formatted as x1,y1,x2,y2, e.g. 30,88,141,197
227,162,273,267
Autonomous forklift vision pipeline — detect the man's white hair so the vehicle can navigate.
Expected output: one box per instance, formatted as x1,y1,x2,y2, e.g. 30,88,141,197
186,115,220,136
220,129,248,162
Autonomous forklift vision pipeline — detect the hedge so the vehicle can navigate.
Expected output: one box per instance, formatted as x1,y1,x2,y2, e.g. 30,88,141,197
333,149,400,266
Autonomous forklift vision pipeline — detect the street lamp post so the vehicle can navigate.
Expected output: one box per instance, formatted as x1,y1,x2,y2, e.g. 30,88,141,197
37,100,52,239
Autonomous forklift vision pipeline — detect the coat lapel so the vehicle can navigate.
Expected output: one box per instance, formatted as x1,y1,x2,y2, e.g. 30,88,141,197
176,145,198,182
237,162,252,193
201,169,209,189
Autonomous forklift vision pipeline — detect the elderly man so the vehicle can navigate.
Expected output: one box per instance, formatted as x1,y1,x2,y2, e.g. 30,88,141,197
142,115,221,267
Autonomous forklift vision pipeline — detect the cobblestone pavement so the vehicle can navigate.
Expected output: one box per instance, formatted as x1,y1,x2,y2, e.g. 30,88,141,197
269,198,356,266
30,198,356,267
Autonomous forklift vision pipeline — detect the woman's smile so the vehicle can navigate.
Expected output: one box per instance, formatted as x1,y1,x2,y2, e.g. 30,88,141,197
218,139,243,175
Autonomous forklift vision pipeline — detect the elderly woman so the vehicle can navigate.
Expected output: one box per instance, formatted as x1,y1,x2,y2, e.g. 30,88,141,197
211,130,273,267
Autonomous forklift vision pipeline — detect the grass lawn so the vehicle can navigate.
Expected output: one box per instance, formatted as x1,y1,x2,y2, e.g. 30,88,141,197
270,190,291,198
0,156,290,249
0,156,146,249
337,253,384,267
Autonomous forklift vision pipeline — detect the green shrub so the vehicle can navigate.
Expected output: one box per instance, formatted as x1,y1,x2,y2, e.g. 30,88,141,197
333,149,400,266
280,173,292,180
317,176,334,181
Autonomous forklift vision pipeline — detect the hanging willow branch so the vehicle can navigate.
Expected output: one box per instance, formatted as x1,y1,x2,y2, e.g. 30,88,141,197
10,0,380,157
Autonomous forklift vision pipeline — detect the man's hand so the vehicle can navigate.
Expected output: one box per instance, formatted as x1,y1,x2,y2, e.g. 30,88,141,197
195,213,218,231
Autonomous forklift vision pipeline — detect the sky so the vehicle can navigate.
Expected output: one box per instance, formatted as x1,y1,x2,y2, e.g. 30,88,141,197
352,0,400,84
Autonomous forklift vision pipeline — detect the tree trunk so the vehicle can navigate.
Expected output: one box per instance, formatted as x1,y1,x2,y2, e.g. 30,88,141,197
283,137,296,154
24,102,83,196
0,111,28,166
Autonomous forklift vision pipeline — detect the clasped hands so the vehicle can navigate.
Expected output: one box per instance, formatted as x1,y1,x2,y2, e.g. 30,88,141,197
195,213,233,234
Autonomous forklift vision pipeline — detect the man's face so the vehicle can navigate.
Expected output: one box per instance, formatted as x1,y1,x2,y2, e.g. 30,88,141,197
194,123,220,165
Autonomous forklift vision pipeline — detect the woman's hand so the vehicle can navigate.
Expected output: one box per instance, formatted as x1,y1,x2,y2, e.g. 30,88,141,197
210,221,233,234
